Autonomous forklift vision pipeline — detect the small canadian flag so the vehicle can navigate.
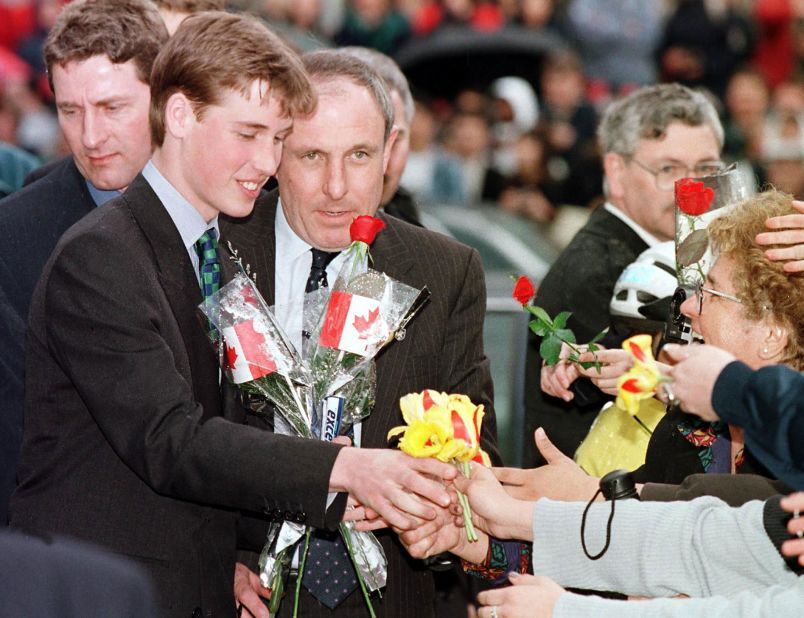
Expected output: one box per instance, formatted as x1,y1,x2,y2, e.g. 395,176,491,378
319,291,387,356
223,320,277,383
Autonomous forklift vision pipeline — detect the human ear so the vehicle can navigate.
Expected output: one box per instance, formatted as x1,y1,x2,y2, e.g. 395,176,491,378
603,152,626,200
758,323,788,361
163,92,193,139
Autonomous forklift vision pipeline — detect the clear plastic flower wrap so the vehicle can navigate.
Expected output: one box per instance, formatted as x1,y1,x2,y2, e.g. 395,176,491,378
197,216,429,617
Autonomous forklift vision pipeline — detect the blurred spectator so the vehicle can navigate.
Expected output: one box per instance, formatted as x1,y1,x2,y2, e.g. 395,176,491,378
489,76,539,176
0,140,39,198
263,0,334,52
559,0,663,105
484,130,556,221
538,49,601,207
16,0,62,83
752,0,796,88
658,0,755,100
513,0,558,31
411,0,505,36
442,109,501,203
0,1,37,53
722,66,770,181
335,0,411,55
762,79,804,196
400,99,465,204
152,0,226,34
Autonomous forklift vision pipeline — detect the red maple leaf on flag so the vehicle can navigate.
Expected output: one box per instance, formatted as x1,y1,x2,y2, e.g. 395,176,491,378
225,344,238,370
353,307,380,337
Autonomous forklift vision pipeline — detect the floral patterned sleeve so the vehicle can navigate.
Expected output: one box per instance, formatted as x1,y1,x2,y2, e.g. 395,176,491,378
461,538,530,584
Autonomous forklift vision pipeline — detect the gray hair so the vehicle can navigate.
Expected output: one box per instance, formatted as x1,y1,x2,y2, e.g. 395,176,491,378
302,49,395,141
598,83,724,157
338,46,414,124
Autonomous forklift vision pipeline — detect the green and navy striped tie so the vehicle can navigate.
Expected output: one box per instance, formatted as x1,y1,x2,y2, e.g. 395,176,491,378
195,228,220,301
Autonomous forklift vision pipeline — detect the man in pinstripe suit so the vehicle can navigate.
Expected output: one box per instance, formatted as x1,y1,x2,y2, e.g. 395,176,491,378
224,49,499,617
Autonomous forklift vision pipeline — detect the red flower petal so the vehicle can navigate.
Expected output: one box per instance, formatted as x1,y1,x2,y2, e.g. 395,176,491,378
451,410,473,444
629,341,646,363
512,275,536,305
675,178,715,216
423,390,435,410
621,378,641,393
350,215,386,245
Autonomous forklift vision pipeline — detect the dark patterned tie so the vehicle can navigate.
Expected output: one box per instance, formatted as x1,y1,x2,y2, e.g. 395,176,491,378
301,248,358,608
305,248,339,293
195,228,221,301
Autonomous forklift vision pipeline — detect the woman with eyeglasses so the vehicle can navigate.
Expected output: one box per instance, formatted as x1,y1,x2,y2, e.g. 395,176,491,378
631,189,804,486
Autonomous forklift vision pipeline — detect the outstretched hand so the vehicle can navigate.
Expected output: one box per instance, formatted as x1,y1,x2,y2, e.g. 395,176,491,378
664,343,736,421
477,572,565,618
756,199,804,273
493,428,599,503
329,447,457,530
780,492,804,567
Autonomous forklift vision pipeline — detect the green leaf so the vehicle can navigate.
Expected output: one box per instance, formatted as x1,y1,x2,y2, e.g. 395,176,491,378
677,229,709,267
552,311,572,330
553,328,576,344
530,305,553,327
528,320,550,337
540,335,563,365
577,360,599,370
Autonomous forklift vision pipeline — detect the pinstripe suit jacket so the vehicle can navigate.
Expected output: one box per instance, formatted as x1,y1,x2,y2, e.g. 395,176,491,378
221,190,499,617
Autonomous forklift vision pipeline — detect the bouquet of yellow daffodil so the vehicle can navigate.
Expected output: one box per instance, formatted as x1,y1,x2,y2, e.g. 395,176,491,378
615,335,670,433
388,390,490,542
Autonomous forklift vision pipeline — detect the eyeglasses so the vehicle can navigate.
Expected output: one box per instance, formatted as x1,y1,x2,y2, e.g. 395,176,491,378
630,159,725,191
694,284,742,316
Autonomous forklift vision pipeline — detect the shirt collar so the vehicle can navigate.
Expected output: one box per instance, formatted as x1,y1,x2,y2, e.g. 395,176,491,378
603,202,661,247
276,196,315,260
142,160,217,250
85,180,122,206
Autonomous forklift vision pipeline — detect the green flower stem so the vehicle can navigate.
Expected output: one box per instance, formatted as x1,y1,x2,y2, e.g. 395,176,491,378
292,530,312,618
457,461,478,542
339,522,377,618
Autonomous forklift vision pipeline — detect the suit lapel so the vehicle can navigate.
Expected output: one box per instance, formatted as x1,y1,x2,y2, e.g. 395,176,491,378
361,216,417,447
220,191,277,305
124,175,222,421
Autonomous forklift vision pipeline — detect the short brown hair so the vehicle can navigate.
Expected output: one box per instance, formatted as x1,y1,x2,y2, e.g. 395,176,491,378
302,49,395,141
44,0,168,91
149,12,315,146
708,189,804,369
152,0,226,10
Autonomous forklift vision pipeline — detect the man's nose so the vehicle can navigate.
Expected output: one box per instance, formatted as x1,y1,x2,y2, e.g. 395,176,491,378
324,159,347,200
81,109,107,150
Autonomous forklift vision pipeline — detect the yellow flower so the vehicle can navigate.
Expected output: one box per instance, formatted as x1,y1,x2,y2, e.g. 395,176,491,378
615,335,660,416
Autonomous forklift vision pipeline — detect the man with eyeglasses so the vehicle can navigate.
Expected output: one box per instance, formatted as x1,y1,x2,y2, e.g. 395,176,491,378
523,84,725,466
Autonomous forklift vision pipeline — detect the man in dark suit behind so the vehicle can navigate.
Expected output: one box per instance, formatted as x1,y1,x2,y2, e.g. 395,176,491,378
11,14,460,617
223,50,498,617
522,84,725,466
0,0,168,525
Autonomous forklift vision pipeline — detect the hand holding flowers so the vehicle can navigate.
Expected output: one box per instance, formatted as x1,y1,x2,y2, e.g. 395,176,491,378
388,390,491,542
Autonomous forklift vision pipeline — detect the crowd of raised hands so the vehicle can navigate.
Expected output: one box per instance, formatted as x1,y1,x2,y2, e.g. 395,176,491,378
337,197,804,617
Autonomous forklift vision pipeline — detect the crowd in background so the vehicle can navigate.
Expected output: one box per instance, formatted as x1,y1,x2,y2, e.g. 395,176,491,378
2,0,804,222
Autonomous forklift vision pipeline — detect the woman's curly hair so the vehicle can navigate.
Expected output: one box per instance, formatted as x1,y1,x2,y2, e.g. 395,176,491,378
708,189,804,369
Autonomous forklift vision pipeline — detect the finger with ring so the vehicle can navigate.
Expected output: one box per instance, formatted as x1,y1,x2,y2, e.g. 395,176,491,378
490,606,498,618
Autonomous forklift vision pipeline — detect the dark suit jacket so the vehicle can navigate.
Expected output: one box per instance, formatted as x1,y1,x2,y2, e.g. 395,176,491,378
522,206,648,466
221,191,499,618
10,175,345,617
0,530,159,617
0,156,95,525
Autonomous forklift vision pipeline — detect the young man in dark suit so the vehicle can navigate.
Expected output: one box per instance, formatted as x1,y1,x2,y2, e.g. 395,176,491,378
224,49,499,618
11,14,458,617
0,0,168,527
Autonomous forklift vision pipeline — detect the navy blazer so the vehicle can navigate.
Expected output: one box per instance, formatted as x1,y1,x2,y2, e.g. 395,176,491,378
0,157,95,525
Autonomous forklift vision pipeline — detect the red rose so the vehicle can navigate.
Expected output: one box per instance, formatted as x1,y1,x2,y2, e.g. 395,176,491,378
350,215,386,245
512,275,536,305
675,178,715,216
